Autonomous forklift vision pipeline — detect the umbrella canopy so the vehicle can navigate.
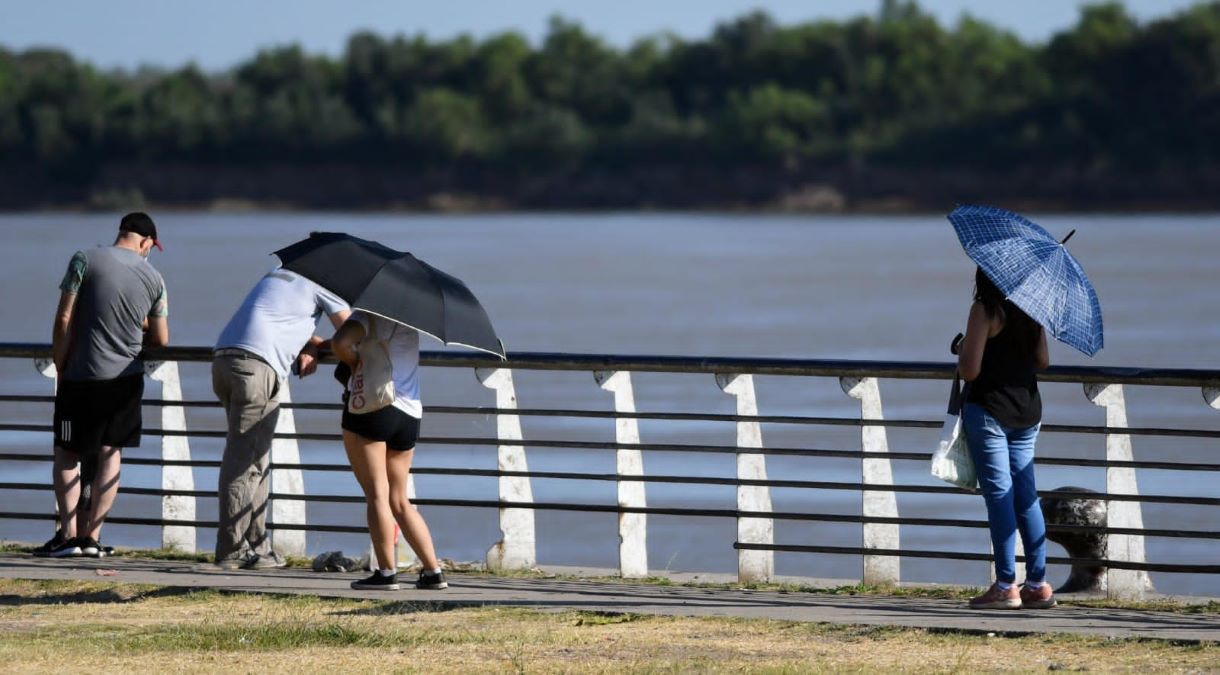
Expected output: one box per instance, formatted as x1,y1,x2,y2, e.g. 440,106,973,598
948,204,1103,357
273,232,505,358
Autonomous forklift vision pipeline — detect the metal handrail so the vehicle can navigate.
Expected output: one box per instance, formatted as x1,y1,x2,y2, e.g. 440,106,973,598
2,508,1217,574
4,450,1217,481
4,424,1218,473
3,343,1220,386
3,479,1217,540
4,490,1220,544
4,395,1220,439
733,544,1220,575
9,412,1220,472
2,470,1216,508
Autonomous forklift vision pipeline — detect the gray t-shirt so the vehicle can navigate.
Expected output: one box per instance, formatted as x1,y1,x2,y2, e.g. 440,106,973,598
59,246,168,382
215,269,349,379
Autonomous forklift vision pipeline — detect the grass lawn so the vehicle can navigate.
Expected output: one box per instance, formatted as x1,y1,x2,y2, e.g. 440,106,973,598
0,578,1214,673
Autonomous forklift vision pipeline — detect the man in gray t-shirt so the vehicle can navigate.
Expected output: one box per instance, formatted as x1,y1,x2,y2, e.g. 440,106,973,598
40,212,169,559
211,267,349,569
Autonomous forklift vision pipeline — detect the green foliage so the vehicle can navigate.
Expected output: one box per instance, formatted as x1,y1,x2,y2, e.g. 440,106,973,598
403,88,489,158
721,84,831,162
0,1,1217,194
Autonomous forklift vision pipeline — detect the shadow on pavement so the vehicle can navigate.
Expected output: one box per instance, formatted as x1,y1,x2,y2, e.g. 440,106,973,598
0,584,200,607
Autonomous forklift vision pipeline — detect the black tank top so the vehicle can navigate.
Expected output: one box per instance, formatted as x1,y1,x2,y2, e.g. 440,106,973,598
966,319,1042,428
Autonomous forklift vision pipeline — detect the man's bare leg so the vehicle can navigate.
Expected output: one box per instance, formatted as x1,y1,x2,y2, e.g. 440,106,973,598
84,445,121,541
52,446,81,539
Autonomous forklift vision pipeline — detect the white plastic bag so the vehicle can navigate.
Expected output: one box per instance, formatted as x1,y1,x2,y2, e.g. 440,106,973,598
930,374,977,489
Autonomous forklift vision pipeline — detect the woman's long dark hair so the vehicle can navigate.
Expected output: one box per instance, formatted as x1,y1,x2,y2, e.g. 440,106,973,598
974,267,1041,354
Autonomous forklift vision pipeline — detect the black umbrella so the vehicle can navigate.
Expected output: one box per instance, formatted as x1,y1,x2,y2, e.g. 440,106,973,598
273,232,505,358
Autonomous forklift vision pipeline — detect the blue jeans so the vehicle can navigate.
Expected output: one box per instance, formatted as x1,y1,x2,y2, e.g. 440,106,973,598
962,403,1047,584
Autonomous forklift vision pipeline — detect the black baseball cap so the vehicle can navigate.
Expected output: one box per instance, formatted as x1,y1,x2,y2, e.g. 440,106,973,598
119,212,162,251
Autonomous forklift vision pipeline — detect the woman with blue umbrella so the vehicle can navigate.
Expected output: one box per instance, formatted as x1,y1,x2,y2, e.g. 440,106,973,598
949,205,1103,610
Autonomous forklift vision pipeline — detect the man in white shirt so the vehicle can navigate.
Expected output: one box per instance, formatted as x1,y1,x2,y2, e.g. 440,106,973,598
212,268,350,569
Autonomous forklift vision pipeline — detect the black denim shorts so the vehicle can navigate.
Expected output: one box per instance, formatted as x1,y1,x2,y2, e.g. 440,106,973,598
341,405,420,451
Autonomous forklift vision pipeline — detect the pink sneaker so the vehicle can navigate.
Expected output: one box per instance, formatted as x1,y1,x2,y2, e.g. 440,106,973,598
969,582,1021,609
1020,583,1057,609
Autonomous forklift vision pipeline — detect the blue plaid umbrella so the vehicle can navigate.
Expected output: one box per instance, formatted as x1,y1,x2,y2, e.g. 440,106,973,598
948,204,1103,357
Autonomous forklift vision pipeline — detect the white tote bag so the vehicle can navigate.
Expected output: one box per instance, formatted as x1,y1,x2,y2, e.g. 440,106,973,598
930,373,977,489
347,316,397,415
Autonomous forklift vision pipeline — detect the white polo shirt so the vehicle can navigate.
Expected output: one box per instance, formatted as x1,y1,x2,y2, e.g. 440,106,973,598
216,268,349,379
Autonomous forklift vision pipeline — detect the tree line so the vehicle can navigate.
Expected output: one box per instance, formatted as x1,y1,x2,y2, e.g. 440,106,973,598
1,0,1218,210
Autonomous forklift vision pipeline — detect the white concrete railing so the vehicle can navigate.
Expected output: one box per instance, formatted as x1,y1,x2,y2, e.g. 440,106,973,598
717,373,774,584
595,370,648,578
840,377,900,586
1086,384,1154,599
14,348,1220,600
146,361,198,553
478,367,535,571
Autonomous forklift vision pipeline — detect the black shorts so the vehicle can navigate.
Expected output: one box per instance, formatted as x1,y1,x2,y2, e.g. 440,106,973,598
341,405,420,451
53,374,144,454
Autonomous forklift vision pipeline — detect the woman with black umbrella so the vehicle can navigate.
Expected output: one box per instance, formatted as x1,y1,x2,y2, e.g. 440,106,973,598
273,232,506,591
332,311,448,591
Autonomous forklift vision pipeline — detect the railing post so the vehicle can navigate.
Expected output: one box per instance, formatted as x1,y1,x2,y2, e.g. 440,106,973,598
34,359,66,530
1204,385,1220,412
1085,383,1153,599
269,381,306,558
840,376,900,586
477,367,536,570
595,370,648,578
146,361,196,553
34,358,56,384
716,373,773,584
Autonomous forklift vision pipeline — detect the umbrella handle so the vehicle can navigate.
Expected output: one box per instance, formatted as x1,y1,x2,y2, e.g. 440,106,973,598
1061,229,1076,245
949,332,964,356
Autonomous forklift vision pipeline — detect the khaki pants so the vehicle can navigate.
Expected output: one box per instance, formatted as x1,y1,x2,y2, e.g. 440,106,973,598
211,353,280,562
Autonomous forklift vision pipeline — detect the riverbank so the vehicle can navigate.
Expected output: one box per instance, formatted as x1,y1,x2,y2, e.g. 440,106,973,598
7,163,1220,214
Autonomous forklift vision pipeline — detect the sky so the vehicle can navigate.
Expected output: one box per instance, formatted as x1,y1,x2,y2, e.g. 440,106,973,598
1,0,1204,71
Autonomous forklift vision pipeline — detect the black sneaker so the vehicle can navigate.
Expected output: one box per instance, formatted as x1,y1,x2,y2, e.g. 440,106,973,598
77,537,104,558
48,536,83,558
351,572,400,590
32,532,67,557
416,569,448,590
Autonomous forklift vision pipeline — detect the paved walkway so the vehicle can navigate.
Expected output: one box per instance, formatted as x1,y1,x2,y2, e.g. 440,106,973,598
1,554,1216,642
